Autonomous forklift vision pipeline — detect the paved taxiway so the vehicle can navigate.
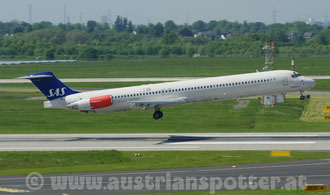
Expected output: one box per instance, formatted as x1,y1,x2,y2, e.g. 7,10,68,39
0,158,329,194
1,133,330,151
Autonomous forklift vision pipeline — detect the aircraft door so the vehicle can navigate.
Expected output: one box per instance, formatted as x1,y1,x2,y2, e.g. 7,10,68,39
282,77,288,86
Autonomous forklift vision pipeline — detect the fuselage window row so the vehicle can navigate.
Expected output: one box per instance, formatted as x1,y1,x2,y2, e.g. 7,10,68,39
113,78,277,100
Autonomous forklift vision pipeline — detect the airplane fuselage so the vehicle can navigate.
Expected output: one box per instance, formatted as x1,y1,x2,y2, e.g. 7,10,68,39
44,70,315,117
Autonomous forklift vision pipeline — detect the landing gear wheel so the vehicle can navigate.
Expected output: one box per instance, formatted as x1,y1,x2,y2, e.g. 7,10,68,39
153,111,163,120
299,90,306,100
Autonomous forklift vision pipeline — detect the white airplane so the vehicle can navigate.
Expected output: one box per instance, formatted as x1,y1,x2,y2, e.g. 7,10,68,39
19,70,315,119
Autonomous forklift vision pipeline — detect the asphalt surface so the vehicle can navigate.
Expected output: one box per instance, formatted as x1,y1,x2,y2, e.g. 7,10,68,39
1,133,330,151
0,158,329,194
0,75,329,83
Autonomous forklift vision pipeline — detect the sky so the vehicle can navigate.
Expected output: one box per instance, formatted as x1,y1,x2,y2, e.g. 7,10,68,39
0,0,329,25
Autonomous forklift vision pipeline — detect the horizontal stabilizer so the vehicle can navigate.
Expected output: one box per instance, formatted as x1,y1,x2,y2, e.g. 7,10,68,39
17,75,53,79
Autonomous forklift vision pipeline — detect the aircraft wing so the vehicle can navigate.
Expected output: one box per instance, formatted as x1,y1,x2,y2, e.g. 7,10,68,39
129,97,187,109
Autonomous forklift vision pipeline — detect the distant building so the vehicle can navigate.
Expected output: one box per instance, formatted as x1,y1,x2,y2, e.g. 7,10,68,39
220,33,232,40
306,17,315,25
305,17,329,27
304,32,313,39
100,15,111,25
194,31,215,39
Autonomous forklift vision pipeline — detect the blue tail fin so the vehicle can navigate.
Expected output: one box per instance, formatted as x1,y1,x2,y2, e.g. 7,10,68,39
19,71,80,100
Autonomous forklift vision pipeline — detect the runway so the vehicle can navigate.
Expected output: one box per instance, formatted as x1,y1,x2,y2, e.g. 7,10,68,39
0,158,329,194
1,133,330,151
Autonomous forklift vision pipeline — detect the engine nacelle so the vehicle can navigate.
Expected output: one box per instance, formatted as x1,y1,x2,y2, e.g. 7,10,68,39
67,95,112,111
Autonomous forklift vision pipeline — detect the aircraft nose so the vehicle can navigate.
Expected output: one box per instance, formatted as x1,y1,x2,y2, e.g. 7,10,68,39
310,79,316,88
305,78,316,89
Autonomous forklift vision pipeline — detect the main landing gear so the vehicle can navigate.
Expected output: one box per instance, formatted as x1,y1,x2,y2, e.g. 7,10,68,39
153,109,163,120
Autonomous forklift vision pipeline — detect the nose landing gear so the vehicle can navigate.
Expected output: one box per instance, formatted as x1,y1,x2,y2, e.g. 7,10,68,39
300,90,311,100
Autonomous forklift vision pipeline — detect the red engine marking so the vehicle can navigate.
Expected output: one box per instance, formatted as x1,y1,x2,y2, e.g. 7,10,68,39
90,95,112,109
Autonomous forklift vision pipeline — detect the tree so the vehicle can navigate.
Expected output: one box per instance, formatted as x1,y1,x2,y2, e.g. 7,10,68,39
45,48,55,59
178,28,193,37
186,47,196,57
79,47,99,59
159,47,170,57
192,20,206,32
87,21,97,33
66,30,89,44
127,21,134,32
161,33,178,44
164,20,177,34
267,28,289,42
155,23,164,37
206,20,217,31
312,29,330,45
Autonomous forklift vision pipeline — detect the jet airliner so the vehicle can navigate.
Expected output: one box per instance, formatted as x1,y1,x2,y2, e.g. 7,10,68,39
20,70,315,119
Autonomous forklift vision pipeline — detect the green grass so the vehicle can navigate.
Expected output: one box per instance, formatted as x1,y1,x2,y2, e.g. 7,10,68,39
0,91,330,133
0,56,330,79
311,79,330,91
300,95,330,122
1,150,330,176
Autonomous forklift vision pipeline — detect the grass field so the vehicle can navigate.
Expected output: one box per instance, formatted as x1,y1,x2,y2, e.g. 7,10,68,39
1,150,330,176
0,90,329,133
0,56,330,79
301,95,330,122
310,79,330,91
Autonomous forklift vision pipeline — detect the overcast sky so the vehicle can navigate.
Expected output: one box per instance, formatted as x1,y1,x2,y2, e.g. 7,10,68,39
0,0,329,25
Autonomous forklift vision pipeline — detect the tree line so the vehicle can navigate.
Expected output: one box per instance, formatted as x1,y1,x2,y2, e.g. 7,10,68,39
0,16,329,60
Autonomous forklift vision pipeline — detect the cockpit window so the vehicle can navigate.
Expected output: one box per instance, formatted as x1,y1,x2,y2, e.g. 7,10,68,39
291,72,301,78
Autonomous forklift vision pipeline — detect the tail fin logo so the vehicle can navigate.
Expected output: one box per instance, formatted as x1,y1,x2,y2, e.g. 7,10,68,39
47,87,66,98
